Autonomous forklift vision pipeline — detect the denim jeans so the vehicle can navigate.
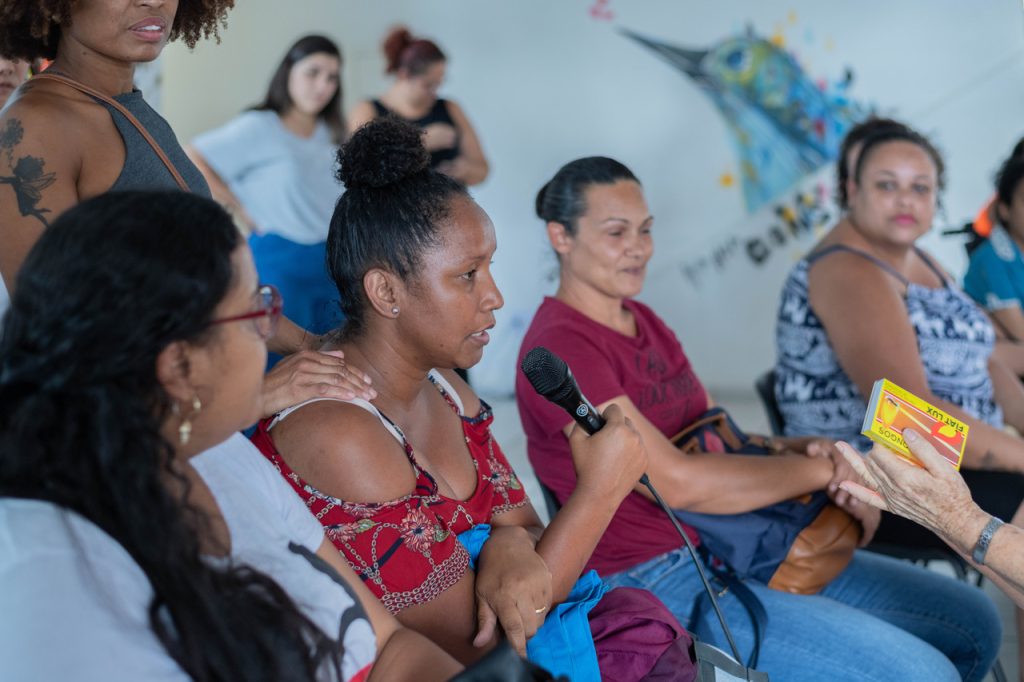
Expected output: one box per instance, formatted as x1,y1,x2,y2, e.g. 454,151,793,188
603,548,1001,682
249,233,341,336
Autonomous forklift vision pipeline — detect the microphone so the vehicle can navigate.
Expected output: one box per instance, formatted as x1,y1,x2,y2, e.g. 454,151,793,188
521,346,605,435
519,345,746,666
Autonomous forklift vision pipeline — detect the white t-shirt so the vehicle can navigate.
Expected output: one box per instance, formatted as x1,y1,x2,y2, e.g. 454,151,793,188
192,110,341,245
0,434,375,681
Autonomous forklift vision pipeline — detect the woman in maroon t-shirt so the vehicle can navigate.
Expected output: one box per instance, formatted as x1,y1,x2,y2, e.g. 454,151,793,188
515,156,1002,682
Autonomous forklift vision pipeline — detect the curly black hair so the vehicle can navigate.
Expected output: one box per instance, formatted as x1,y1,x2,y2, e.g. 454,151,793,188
327,117,468,340
0,0,234,61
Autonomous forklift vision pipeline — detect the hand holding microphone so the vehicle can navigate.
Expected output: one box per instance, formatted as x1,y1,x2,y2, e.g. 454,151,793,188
521,347,648,502
567,403,648,501
521,346,745,665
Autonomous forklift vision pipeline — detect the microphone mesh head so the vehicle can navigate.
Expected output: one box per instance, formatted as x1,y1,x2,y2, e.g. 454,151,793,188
521,346,571,399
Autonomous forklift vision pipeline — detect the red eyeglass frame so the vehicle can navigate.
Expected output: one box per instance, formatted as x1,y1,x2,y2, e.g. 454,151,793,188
210,284,283,338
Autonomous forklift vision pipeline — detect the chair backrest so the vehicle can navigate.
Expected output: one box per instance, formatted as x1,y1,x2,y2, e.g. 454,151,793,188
754,370,786,437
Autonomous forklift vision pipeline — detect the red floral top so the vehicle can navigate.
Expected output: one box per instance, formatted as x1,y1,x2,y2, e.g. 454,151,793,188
251,372,529,614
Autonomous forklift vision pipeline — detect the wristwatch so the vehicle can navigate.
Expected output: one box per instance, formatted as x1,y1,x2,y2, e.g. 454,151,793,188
971,515,1005,566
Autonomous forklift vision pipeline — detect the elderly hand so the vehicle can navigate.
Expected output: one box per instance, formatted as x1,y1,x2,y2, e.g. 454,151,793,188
836,429,974,538
829,488,882,547
472,526,553,656
260,350,375,418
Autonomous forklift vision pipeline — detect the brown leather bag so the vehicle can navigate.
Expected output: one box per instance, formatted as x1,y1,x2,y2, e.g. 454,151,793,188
670,408,859,595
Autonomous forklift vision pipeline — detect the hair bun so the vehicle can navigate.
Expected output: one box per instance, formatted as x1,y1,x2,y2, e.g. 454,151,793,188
383,27,414,73
336,118,430,189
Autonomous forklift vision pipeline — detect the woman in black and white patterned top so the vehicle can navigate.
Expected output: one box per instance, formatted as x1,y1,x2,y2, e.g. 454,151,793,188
773,121,1024,569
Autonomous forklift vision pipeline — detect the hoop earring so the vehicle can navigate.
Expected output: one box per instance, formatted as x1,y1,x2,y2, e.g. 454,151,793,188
178,395,202,446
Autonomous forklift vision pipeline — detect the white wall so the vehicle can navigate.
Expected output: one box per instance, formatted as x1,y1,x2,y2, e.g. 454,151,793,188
162,0,1024,397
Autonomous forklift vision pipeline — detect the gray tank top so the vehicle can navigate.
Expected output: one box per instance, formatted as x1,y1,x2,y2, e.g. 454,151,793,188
96,90,210,197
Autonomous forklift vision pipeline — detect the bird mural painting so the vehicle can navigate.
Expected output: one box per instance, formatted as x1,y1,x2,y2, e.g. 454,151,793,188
622,28,867,213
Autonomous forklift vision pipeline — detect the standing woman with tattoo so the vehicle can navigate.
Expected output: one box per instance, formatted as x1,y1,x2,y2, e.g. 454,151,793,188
0,1,372,407
0,0,219,284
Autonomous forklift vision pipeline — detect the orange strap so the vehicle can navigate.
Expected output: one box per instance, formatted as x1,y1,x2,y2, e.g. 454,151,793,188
32,72,190,192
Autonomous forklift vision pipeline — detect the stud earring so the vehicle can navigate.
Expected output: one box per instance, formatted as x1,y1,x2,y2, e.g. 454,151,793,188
391,306,400,316
178,395,202,446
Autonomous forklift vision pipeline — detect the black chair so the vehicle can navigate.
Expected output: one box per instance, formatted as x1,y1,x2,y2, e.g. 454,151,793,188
754,370,785,436
753,370,1008,682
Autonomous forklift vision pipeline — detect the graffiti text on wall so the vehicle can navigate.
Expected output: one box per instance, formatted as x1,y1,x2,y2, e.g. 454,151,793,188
680,183,834,289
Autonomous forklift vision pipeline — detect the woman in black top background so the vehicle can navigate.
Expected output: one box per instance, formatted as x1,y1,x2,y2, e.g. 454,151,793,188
348,26,489,186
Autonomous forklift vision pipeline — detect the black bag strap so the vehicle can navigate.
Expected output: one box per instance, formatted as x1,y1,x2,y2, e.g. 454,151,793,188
638,475,769,679
689,545,768,669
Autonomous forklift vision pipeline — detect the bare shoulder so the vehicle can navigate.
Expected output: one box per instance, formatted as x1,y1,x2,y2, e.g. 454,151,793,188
270,400,418,504
806,247,901,305
347,100,377,131
349,99,376,116
443,98,466,116
443,99,475,127
0,81,117,180
436,368,483,417
3,80,110,142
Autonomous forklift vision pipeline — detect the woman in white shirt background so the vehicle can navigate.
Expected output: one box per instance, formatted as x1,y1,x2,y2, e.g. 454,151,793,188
189,35,347,341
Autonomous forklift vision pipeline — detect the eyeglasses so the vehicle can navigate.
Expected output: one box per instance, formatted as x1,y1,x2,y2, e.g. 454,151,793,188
210,284,283,340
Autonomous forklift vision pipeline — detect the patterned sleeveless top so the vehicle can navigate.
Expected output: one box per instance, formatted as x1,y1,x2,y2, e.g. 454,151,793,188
250,371,528,614
774,244,1002,447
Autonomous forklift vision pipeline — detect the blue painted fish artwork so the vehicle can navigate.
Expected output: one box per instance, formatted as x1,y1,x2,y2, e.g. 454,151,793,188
623,28,867,212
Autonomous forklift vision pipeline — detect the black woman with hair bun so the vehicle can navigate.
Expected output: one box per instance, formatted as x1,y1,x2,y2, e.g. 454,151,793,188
0,190,461,681
251,118,695,679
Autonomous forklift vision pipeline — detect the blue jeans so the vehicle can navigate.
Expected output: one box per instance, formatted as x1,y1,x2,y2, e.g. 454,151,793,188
250,233,342,337
603,548,1000,681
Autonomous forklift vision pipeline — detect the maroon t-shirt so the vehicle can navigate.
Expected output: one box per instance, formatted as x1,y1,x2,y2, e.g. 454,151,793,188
516,297,707,576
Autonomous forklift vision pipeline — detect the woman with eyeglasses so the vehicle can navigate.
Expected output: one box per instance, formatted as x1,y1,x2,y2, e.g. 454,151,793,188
0,190,462,681
0,0,371,416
